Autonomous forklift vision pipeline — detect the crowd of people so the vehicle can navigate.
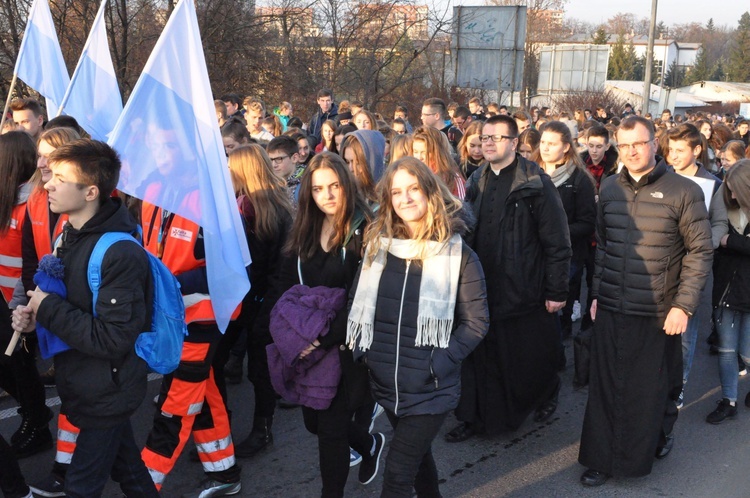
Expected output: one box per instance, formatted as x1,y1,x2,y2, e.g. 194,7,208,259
0,90,749,497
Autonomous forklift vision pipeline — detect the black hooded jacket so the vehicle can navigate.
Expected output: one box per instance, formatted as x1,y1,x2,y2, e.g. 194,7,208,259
35,198,152,429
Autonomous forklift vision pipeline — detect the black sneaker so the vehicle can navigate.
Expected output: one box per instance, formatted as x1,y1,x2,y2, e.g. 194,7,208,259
12,424,53,459
358,433,385,485
706,398,737,425
29,473,65,497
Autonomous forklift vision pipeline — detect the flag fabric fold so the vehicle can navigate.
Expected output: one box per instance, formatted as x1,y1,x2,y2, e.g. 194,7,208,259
59,0,122,140
108,0,250,332
14,0,70,118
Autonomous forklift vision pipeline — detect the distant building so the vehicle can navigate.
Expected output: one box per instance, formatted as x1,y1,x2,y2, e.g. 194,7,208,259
255,6,321,38
538,33,701,85
357,3,429,41
676,81,750,105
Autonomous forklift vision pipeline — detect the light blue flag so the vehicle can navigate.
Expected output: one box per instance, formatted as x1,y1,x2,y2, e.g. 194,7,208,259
58,0,122,140
108,0,250,333
14,0,70,118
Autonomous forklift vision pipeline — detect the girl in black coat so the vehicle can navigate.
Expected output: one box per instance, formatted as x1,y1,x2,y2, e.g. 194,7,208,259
276,152,377,497
348,157,489,497
224,144,294,457
533,121,597,340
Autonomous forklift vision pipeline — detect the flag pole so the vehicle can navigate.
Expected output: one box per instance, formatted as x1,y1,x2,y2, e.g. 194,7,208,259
0,73,19,130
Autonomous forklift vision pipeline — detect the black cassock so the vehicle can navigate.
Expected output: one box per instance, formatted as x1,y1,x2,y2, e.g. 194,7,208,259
578,309,682,477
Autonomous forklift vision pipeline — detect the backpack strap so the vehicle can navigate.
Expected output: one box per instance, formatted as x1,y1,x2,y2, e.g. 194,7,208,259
88,232,140,317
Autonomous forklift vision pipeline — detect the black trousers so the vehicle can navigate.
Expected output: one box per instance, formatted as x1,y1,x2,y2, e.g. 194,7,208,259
0,434,29,498
0,304,47,427
302,387,373,498
213,305,276,419
382,411,447,498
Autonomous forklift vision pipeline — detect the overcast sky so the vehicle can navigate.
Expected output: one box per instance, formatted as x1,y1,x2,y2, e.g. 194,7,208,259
447,1,747,28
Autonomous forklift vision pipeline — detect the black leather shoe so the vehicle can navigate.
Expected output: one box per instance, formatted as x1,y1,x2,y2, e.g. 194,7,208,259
534,382,561,423
655,433,674,459
235,417,273,458
580,469,609,487
445,423,476,443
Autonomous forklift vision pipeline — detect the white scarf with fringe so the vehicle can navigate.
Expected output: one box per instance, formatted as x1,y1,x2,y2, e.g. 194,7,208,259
347,234,462,351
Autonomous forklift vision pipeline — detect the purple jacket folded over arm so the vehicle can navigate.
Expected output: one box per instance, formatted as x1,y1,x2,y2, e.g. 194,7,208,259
267,284,346,410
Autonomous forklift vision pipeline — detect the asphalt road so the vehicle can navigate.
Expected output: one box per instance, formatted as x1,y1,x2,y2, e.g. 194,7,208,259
4,294,750,497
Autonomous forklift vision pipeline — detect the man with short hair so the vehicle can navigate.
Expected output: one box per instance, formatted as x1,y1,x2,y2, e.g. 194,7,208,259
12,139,158,498
448,115,571,442
393,105,413,133
579,116,713,487
734,120,749,147
245,101,274,144
11,98,45,141
214,100,227,128
512,110,532,134
421,98,462,150
468,98,484,120
267,136,302,204
452,106,472,132
391,118,408,135
661,108,673,125
307,89,338,146
220,94,244,121
577,124,619,330
666,123,721,409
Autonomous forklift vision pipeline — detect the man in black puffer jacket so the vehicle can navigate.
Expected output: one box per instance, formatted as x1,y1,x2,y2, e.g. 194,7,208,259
12,140,157,498
578,116,713,487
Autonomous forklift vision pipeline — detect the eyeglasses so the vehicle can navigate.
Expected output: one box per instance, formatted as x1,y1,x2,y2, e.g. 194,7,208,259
420,112,438,117
616,140,652,153
479,134,517,143
269,155,289,164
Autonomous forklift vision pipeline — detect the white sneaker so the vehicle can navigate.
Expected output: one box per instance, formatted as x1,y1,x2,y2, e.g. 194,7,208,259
349,448,362,467
571,301,582,321
181,479,241,498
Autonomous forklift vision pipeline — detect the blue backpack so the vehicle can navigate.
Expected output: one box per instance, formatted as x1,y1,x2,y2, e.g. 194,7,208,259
88,232,188,374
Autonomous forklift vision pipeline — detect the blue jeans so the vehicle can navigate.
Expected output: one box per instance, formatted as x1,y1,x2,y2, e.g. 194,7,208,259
382,411,447,498
715,308,750,402
65,419,158,498
681,312,700,385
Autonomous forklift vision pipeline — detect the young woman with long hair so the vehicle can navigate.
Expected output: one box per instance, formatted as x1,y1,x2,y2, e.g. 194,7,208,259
275,152,379,497
0,131,54,465
347,157,488,497
222,144,295,457
706,160,750,423
533,121,596,351
353,110,377,131
389,134,413,165
518,128,541,160
456,120,486,178
411,125,466,199
316,120,338,154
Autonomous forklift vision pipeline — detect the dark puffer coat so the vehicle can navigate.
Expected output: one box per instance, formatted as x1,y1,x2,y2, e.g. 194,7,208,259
353,242,489,417
593,161,713,317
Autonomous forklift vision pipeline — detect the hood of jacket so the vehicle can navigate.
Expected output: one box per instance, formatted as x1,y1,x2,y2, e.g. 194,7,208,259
348,129,386,182
61,197,137,245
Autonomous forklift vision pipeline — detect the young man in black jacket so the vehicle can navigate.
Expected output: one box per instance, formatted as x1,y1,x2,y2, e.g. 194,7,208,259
12,140,157,498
